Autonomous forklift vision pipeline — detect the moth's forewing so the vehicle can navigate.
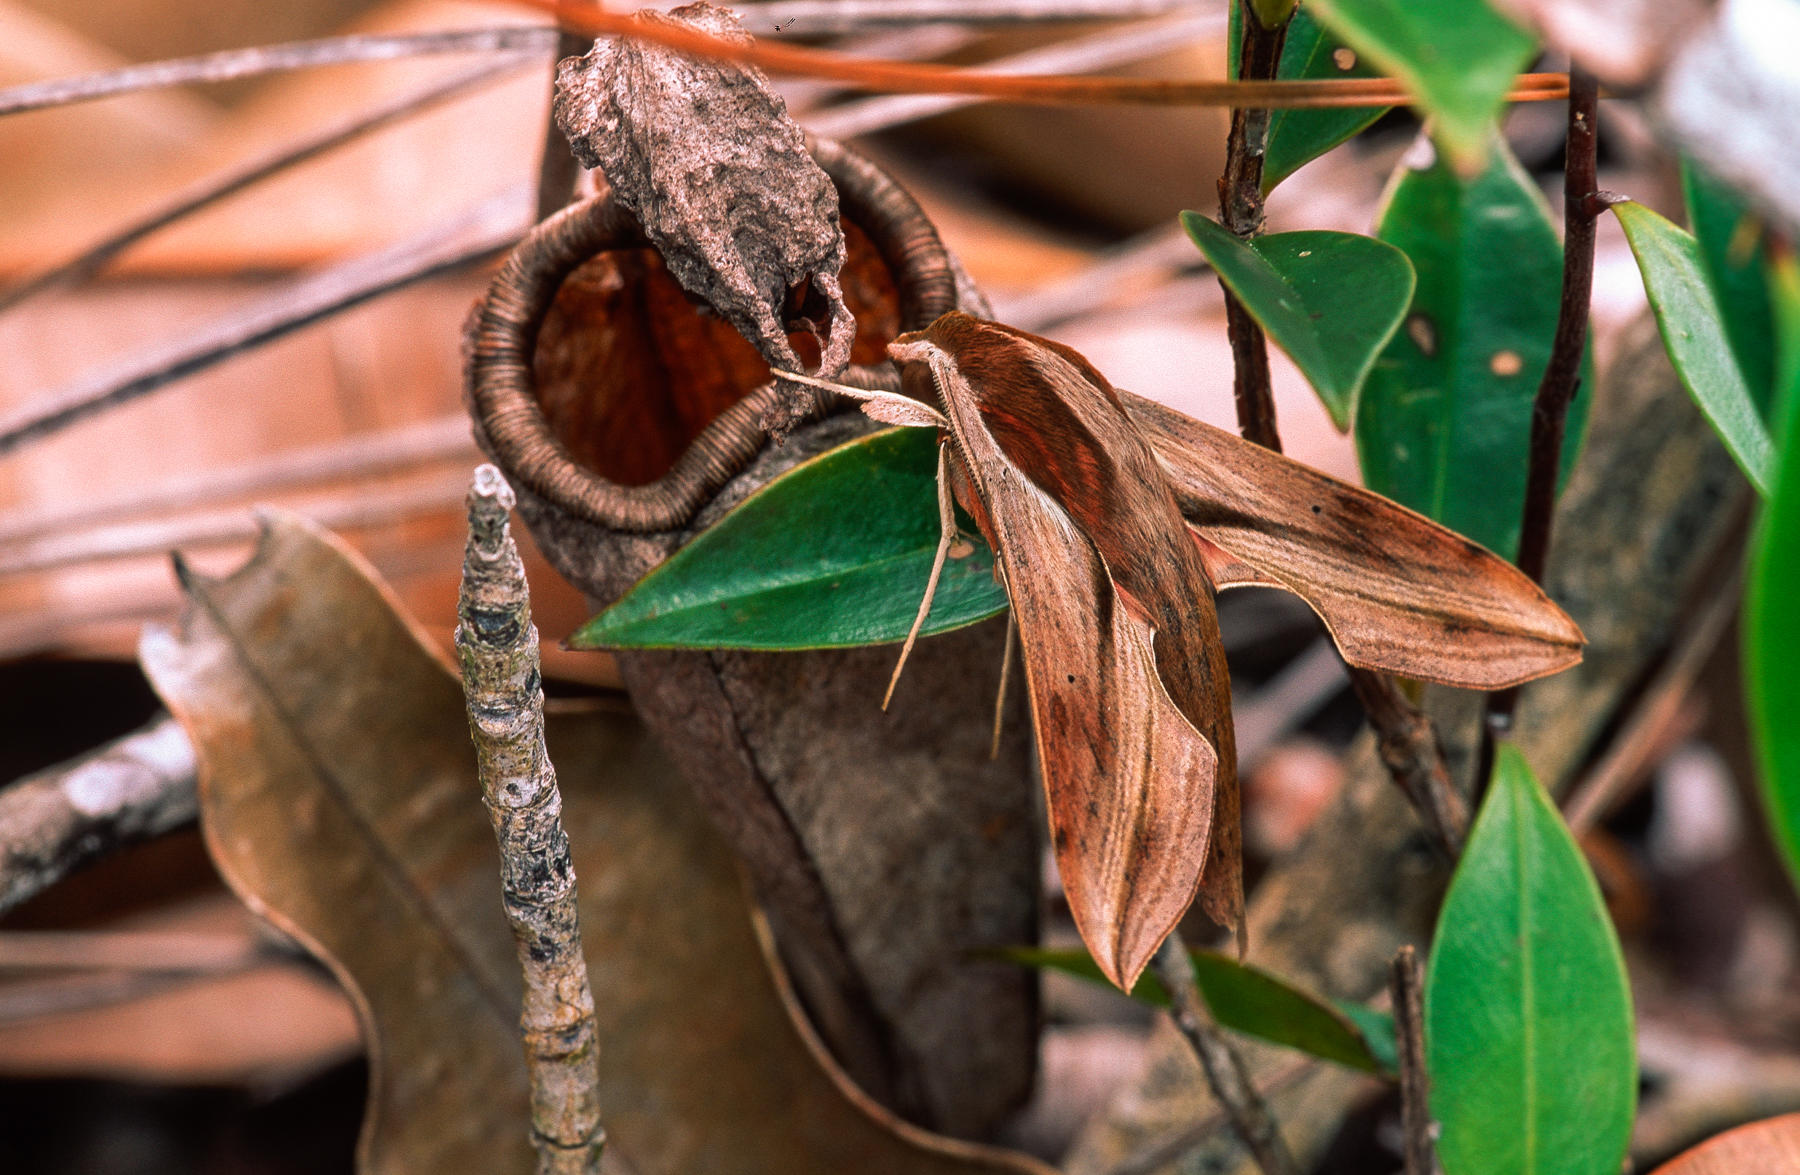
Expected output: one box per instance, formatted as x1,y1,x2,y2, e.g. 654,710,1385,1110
893,313,1242,986
1122,393,1585,690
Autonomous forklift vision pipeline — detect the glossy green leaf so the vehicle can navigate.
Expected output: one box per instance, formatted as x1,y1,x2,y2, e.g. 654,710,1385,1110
1302,0,1535,173
1426,744,1636,1175
1227,4,1388,192
1613,200,1775,496
1744,255,1800,898
1356,138,1589,560
572,428,1007,651
1684,161,1777,419
1181,216,1414,430
999,946,1392,1074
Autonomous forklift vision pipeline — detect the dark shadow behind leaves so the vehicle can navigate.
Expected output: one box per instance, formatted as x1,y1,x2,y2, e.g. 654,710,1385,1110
138,512,1050,1175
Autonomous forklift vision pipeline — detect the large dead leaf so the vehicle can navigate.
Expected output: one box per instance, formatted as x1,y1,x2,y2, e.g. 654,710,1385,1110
138,511,1050,1175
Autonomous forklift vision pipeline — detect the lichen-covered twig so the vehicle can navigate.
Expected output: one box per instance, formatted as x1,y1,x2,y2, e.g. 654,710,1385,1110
1151,937,1301,1175
0,716,197,917
456,464,604,1175
1389,945,1435,1175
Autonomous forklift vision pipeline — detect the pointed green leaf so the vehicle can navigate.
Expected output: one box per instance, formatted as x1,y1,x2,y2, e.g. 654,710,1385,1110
998,946,1392,1074
1744,254,1800,898
1613,200,1775,496
1426,744,1636,1175
1228,5,1388,192
1356,137,1590,560
1684,162,1777,417
1181,216,1414,430
1302,0,1535,173
1334,999,1399,1074
571,428,1007,650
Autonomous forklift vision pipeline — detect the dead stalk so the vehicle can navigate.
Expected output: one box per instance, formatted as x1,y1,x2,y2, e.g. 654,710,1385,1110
456,465,605,1174
1151,937,1302,1175
1390,945,1436,1175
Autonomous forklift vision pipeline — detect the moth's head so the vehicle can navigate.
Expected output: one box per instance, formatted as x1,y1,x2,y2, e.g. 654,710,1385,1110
889,312,980,405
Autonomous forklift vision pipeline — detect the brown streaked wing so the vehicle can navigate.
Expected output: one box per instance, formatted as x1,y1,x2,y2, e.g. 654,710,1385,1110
1120,392,1585,690
918,347,1220,991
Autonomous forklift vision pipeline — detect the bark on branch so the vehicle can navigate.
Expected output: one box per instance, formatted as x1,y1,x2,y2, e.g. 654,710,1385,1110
0,716,197,917
456,464,605,1174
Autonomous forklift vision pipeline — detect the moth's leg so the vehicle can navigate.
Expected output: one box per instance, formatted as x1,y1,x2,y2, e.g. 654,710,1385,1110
883,439,957,710
989,606,1017,760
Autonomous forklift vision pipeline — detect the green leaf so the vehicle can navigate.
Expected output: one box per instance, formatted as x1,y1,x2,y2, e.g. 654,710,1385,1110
1744,254,1800,898
1335,999,1399,1074
999,946,1393,1074
1302,0,1535,173
1426,744,1636,1175
1613,200,1775,496
1356,138,1589,560
1227,4,1388,192
571,428,1007,650
1181,215,1414,430
1683,161,1777,419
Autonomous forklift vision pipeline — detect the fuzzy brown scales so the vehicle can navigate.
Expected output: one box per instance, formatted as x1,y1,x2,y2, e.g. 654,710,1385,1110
1066,316,1748,1175
878,311,1583,992
456,465,605,1175
552,1,853,436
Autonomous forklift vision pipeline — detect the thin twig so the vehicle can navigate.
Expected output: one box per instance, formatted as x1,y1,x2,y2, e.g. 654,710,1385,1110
1150,937,1302,1175
530,3,1571,110
0,59,530,315
1215,2,1287,451
537,29,596,222
1346,670,1467,857
0,415,474,547
0,189,527,457
0,929,262,973
0,717,197,918
0,469,472,577
1100,1056,1319,1175
1389,945,1436,1175
1209,2,1467,856
457,464,605,1174
0,27,559,118
678,0,1213,33
808,11,1224,139
1480,69,1603,803
1563,554,1745,835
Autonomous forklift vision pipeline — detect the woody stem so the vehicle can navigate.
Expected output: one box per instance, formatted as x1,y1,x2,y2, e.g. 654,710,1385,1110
1217,2,1286,451
1212,2,1465,859
1152,938,1303,1175
1479,67,1601,802
1155,11,1305,1175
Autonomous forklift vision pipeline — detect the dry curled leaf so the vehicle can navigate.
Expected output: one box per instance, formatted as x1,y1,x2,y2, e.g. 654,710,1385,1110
552,1,854,433
138,512,1050,1175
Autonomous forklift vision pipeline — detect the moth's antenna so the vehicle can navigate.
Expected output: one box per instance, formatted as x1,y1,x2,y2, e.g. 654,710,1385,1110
773,368,947,429
989,608,1016,759
884,440,956,709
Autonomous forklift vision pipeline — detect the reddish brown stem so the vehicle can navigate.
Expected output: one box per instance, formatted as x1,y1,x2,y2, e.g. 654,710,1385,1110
1216,4,1287,451
536,29,594,223
1213,2,1464,857
1481,69,1601,800
1389,945,1435,1175
1347,670,1466,857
